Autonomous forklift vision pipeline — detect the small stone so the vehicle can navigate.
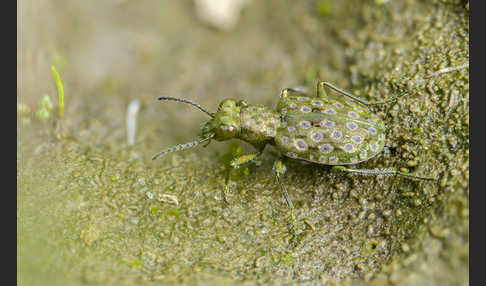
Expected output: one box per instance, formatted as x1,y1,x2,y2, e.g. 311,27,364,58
367,224,375,235
407,160,418,167
80,225,100,246
382,209,392,217
158,193,179,205
402,191,415,197
194,0,250,31
367,212,376,220
401,243,410,252
304,219,316,231
359,198,368,206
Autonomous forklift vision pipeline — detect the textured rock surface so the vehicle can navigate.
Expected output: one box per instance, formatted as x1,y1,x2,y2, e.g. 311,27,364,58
18,0,468,285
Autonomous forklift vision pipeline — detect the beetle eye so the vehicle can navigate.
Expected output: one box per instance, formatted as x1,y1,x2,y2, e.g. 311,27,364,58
216,125,237,139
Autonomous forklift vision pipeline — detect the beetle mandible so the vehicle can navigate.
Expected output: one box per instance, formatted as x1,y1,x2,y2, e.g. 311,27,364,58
152,81,435,234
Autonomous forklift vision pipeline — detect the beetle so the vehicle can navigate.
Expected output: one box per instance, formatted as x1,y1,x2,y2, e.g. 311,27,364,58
152,81,435,234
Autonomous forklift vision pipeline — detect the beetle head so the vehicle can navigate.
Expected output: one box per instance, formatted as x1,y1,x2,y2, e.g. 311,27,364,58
152,97,246,160
202,98,245,141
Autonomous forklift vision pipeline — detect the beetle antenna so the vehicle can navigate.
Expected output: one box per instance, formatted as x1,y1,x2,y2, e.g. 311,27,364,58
152,133,215,160
157,96,215,118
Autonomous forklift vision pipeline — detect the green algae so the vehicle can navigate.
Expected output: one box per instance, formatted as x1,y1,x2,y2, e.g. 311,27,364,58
18,0,468,285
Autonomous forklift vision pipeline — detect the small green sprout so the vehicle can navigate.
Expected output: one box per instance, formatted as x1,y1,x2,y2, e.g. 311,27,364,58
17,103,31,114
18,103,32,125
50,65,64,119
36,95,53,121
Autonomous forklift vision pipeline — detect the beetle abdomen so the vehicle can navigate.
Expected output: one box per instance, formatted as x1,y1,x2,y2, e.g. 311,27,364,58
275,95,385,165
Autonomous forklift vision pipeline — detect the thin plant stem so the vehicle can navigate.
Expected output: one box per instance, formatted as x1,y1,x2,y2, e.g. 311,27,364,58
51,66,64,119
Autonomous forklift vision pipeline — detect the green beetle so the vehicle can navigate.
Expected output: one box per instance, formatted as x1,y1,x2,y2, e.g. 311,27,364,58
153,81,435,234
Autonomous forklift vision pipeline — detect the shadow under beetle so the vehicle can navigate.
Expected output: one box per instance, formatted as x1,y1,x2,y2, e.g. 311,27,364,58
152,81,436,235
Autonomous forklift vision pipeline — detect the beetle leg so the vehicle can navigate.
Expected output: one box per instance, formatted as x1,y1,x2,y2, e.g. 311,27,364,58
272,158,298,237
331,166,437,181
230,152,262,168
318,81,408,107
223,151,262,203
316,81,329,100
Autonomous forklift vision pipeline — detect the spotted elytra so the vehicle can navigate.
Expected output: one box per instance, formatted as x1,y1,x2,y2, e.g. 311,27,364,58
152,81,436,236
